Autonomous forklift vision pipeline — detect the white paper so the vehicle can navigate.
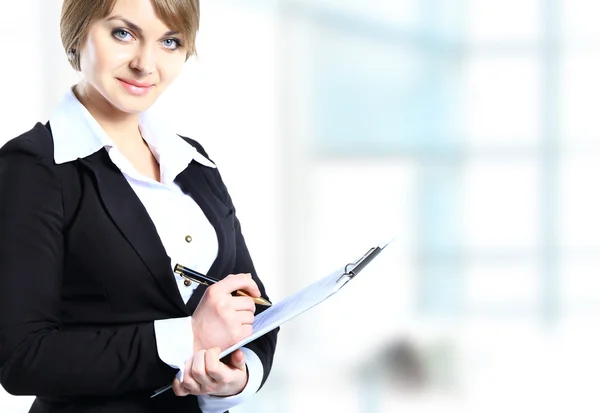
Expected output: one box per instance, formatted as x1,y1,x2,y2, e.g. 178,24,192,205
220,266,350,358
219,239,393,358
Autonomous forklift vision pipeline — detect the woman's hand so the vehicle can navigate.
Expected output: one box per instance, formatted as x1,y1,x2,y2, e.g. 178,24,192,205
191,273,259,352
172,348,249,397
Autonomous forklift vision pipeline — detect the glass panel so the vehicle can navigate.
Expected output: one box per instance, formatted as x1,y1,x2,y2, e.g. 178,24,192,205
560,51,600,147
561,0,600,43
559,155,600,249
465,0,542,44
462,55,542,147
429,0,465,40
313,29,431,151
418,163,463,315
561,258,600,314
465,261,540,310
295,0,422,28
462,159,541,251
313,27,463,152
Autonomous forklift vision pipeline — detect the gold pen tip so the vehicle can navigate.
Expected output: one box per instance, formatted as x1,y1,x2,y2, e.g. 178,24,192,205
255,297,272,306
236,291,271,306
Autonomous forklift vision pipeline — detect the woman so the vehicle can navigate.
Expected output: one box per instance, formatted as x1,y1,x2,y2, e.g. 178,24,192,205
0,0,278,412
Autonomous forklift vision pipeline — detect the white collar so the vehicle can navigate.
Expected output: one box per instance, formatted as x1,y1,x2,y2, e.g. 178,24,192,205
50,88,216,182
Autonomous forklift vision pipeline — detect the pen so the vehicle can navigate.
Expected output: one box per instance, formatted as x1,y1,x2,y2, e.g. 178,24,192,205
174,264,272,306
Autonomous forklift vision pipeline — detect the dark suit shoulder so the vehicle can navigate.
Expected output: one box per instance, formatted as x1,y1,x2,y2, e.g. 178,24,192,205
178,135,214,163
0,123,62,212
0,122,55,164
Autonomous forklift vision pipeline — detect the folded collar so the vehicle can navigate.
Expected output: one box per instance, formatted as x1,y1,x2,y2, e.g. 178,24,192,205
50,88,217,177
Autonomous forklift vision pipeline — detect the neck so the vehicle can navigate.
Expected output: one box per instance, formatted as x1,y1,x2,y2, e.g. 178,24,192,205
73,82,143,148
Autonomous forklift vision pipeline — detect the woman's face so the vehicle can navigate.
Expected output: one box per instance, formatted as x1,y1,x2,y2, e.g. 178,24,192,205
77,0,188,114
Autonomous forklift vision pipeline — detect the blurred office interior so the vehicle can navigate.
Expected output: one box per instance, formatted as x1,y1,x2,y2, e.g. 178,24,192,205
2,0,600,412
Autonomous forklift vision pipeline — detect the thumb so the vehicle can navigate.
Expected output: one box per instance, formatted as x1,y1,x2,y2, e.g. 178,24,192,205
172,378,189,397
229,349,246,370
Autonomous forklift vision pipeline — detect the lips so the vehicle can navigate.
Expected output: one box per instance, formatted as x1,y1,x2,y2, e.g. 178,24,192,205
117,78,155,96
117,78,154,88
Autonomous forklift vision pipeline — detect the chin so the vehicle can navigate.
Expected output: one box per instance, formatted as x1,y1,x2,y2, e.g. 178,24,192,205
112,94,158,114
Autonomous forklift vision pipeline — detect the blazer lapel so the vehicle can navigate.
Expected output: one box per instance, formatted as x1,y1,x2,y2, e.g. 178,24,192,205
175,163,236,312
79,150,188,314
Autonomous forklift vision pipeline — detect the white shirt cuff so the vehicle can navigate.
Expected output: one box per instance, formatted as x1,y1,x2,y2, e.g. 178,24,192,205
154,316,194,382
196,348,264,413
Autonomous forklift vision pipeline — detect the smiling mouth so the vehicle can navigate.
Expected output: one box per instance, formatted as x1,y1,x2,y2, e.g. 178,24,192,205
117,78,155,96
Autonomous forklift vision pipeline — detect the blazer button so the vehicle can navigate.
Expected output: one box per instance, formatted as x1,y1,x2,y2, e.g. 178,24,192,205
185,235,193,243
184,279,192,287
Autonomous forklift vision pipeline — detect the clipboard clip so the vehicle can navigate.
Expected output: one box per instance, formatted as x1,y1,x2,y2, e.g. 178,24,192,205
337,246,382,283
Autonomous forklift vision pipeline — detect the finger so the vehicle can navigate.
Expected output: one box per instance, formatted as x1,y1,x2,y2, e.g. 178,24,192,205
237,310,255,325
230,324,253,344
204,347,226,382
214,273,260,297
238,274,261,297
172,378,190,397
191,351,211,383
239,324,253,339
231,296,256,312
228,349,246,370
181,358,203,395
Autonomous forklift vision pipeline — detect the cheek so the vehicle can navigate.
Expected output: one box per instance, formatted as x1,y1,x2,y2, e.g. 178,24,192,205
110,49,135,68
82,38,131,79
159,57,186,86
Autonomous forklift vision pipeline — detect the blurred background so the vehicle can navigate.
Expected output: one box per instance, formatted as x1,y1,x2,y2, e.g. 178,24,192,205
2,0,600,411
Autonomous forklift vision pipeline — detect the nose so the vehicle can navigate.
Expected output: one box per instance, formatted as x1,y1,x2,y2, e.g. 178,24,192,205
130,43,156,75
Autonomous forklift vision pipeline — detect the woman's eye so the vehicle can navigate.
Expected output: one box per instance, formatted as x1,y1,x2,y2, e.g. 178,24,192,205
112,29,133,41
162,38,181,50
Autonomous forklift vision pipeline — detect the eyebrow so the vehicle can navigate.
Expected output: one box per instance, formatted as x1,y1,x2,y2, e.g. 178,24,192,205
106,16,180,37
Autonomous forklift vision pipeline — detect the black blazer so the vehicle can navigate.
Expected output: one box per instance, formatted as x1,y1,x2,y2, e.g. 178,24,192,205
0,122,278,413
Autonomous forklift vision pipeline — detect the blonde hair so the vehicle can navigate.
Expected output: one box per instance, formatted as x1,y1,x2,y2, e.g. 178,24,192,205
60,0,200,70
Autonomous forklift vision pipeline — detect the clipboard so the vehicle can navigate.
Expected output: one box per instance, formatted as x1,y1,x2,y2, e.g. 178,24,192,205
221,238,392,356
152,238,392,397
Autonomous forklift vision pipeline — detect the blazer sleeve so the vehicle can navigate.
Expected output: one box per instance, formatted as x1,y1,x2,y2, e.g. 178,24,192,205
0,136,177,397
188,139,279,391
230,214,279,390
